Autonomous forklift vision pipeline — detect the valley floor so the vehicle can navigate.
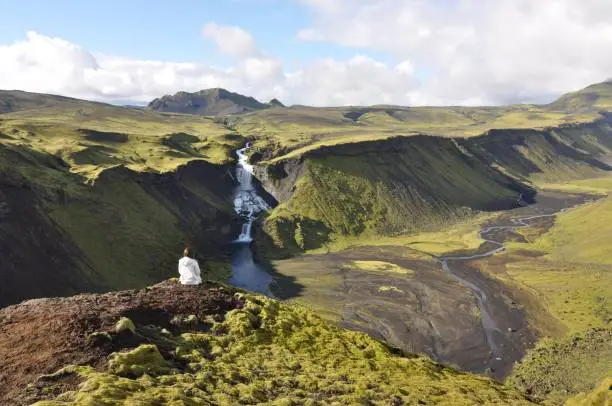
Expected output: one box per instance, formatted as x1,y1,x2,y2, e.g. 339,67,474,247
269,188,612,401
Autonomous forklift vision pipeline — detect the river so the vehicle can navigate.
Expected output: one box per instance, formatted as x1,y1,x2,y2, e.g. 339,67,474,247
437,196,591,373
230,143,273,296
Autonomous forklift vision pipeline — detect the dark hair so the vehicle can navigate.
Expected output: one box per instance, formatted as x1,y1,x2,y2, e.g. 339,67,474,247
183,247,194,258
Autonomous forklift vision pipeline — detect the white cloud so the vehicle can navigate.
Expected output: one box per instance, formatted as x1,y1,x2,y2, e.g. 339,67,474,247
3,2,612,109
0,30,422,106
202,22,260,59
286,55,419,106
297,0,612,105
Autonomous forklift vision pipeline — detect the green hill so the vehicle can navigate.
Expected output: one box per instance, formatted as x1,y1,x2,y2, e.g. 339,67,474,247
0,90,106,114
545,81,612,113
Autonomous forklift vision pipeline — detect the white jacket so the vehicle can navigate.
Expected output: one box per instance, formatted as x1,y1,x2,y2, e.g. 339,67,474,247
178,256,202,285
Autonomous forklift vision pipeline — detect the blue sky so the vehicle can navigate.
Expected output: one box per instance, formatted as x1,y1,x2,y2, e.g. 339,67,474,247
0,1,610,106
0,0,390,68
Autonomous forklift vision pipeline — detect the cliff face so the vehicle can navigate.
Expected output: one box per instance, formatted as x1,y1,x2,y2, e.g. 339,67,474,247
254,118,612,257
0,144,239,307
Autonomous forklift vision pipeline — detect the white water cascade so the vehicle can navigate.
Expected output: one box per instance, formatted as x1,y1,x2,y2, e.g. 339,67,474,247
233,143,270,242
230,142,274,296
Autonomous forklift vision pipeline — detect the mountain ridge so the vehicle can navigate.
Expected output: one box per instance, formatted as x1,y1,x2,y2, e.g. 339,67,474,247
147,87,273,116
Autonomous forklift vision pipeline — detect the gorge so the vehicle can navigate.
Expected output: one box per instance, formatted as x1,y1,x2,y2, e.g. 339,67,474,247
1,82,611,404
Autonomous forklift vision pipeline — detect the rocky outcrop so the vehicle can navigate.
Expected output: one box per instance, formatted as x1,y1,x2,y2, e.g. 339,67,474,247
0,280,242,405
0,280,535,405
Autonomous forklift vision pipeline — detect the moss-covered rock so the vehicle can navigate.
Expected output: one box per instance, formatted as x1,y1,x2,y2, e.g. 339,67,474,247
35,294,534,405
508,328,612,404
108,344,171,378
114,317,136,334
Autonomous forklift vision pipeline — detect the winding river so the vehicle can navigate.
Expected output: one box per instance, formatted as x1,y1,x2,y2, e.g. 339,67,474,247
230,143,273,295
437,202,581,368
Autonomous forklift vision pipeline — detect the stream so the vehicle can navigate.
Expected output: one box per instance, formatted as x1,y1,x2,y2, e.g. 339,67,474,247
437,202,581,369
230,143,273,296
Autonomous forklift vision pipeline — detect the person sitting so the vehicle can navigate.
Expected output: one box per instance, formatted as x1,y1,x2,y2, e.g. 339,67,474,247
178,247,202,285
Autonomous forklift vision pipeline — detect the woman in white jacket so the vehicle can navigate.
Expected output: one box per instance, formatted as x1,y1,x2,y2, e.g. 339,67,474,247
178,247,202,285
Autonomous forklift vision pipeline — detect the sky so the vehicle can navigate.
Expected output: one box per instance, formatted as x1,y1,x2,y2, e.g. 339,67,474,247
1,0,612,107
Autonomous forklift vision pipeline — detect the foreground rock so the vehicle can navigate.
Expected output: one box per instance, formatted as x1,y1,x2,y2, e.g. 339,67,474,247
0,280,239,405
0,280,534,405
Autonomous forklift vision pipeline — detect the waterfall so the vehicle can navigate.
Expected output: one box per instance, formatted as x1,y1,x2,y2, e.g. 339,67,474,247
233,143,270,243
230,142,274,296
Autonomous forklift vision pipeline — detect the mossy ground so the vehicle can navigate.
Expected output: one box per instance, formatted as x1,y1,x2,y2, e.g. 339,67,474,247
346,260,415,275
508,329,611,405
564,377,612,406
34,292,532,406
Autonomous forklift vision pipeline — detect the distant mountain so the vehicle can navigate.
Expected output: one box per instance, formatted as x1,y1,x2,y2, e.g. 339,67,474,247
268,98,285,108
148,88,272,116
545,80,612,113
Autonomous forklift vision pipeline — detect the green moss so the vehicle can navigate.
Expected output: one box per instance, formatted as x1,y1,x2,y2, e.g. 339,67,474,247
348,260,414,275
35,294,532,405
378,286,404,294
108,344,171,378
564,377,612,406
508,329,612,405
114,317,136,334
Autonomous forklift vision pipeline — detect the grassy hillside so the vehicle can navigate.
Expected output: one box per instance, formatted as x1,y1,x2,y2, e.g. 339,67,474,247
229,81,612,164
0,141,239,307
257,136,532,258
0,90,104,113
256,118,612,258
0,92,244,306
231,104,599,163
0,95,240,179
545,81,612,113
